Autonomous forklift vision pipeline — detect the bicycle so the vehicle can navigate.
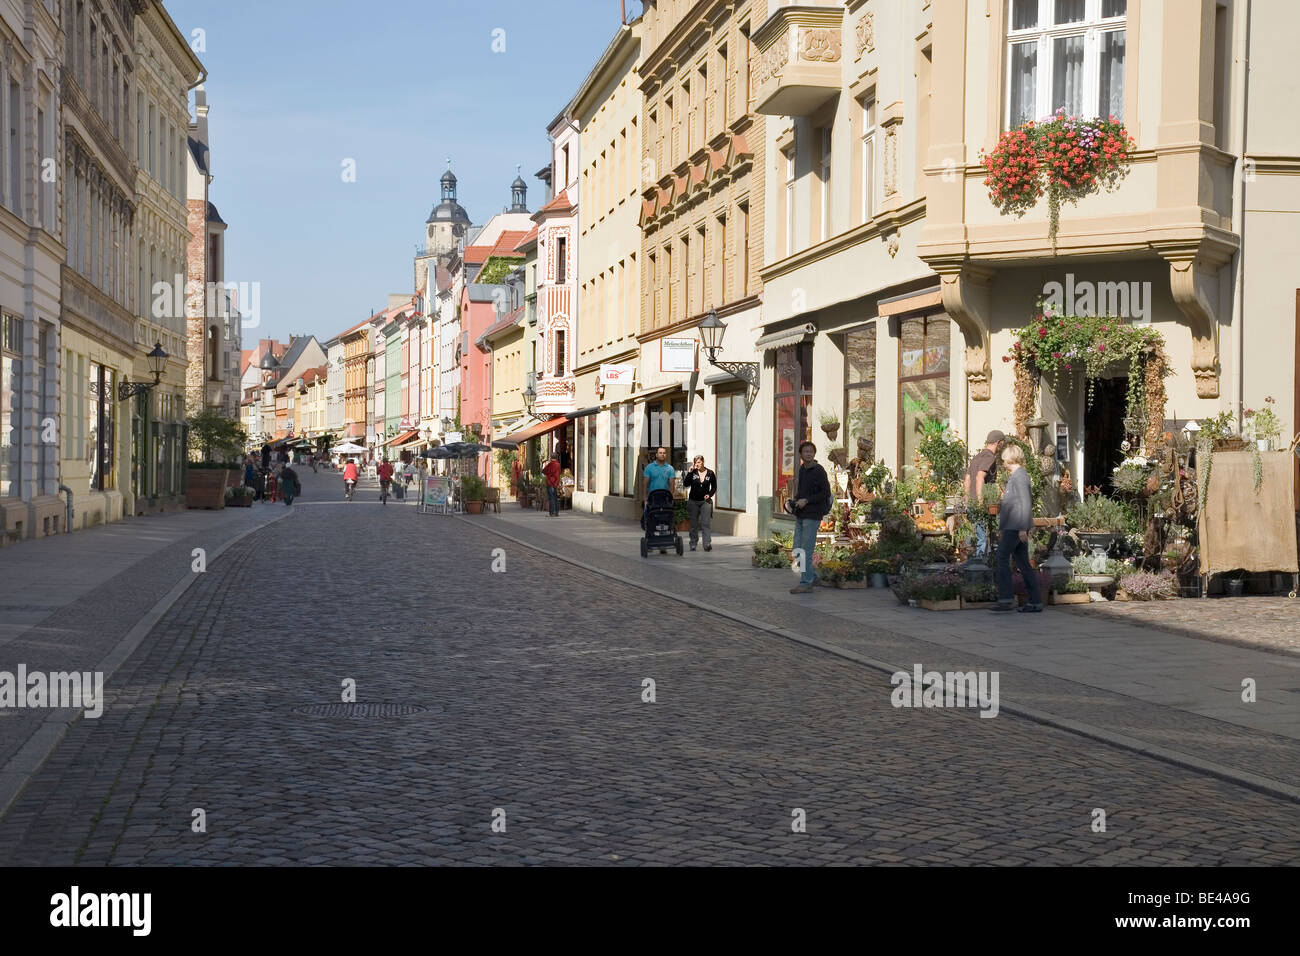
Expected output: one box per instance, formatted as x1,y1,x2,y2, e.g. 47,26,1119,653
345,479,356,502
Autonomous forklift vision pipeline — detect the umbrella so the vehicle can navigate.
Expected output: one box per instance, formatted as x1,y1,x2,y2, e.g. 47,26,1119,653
420,442,489,460
333,441,366,455
420,445,452,459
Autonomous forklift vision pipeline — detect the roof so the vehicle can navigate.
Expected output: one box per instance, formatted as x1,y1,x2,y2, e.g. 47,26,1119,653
206,201,225,224
534,189,572,218
276,336,312,376
477,305,525,347
188,136,208,174
513,226,538,252
488,230,529,260
241,349,253,376
340,310,385,338
300,366,325,385
464,244,492,265
379,320,403,340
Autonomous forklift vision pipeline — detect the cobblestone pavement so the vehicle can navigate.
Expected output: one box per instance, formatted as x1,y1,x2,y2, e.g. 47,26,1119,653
1,480,1298,865
1072,595,1300,654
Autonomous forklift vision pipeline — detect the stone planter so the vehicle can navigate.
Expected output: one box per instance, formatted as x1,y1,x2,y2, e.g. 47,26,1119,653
1075,531,1122,554
918,598,962,611
518,495,532,509
227,494,253,508
186,469,228,509
1050,591,1091,605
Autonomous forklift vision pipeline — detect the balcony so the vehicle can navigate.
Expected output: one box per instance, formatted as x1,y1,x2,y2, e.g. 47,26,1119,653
751,4,843,117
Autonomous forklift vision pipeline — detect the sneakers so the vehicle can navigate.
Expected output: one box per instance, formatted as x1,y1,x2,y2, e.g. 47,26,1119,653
1018,603,1044,613
689,545,696,551
988,603,1016,612
790,584,814,594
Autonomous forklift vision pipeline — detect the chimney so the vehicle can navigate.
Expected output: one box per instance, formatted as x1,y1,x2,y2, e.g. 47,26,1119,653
193,84,210,152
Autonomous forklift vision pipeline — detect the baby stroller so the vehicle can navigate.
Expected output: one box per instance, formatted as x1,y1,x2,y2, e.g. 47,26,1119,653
640,489,683,558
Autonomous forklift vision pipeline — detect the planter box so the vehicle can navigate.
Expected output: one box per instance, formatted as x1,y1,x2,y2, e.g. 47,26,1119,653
838,577,868,589
227,496,253,508
962,600,996,609
186,469,228,509
918,598,962,611
1050,591,1091,605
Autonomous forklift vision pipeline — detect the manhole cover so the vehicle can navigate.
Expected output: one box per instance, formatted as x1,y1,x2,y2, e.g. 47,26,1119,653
292,703,437,718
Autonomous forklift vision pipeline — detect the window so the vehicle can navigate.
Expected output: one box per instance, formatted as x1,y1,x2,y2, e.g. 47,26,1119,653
208,325,220,380
719,44,730,126
844,324,877,463
663,243,673,323
819,125,832,241
680,233,690,316
8,80,20,217
773,342,812,515
645,397,688,473
740,22,751,114
716,213,727,304
148,104,156,177
555,329,565,376
1,314,21,496
898,313,951,473
860,94,876,221
586,415,597,494
556,236,567,284
715,391,747,510
88,362,115,491
576,417,585,491
37,108,47,228
739,201,750,294
783,145,796,255
609,407,621,495
696,223,706,314
1006,0,1127,127
562,143,570,186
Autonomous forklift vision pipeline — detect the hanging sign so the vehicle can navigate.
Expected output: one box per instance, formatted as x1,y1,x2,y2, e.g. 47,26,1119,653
660,337,697,373
599,363,636,386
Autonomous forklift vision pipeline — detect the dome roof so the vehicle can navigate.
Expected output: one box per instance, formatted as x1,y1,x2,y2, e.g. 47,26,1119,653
441,169,457,186
427,199,471,225
511,174,527,190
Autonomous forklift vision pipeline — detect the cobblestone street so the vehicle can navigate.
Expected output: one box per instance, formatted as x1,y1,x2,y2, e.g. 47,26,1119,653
0,471,1298,865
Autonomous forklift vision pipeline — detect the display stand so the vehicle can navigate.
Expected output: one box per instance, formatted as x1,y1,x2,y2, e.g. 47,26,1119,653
419,476,454,515
1196,450,1298,598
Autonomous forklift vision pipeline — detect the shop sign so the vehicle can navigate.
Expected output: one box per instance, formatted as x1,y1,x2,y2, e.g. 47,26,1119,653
660,337,697,373
599,363,635,386
446,431,463,444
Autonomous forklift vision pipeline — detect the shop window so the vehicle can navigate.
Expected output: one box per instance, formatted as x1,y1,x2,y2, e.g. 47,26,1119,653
88,362,116,491
609,407,621,495
844,323,877,461
773,342,813,515
622,405,635,497
645,397,688,474
586,415,597,493
898,313,951,476
715,390,747,511
576,418,585,491
1,314,21,496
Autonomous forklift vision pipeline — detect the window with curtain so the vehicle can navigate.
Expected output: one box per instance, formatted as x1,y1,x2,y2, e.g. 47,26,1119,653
1006,0,1127,127
773,343,813,515
714,390,747,511
843,323,877,463
898,313,951,476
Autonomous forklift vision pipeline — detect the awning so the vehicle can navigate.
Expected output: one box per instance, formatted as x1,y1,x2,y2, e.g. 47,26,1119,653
490,415,570,449
623,383,683,406
384,429,421,447
754,322,817,351
565,406,601,420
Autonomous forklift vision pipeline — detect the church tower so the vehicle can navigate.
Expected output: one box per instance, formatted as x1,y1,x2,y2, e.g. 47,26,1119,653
509,165,529,214
425,159,472,258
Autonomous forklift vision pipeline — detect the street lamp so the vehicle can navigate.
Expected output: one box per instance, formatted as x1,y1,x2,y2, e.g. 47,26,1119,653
117,343,169,400
522,384,537,416
697,307,758,400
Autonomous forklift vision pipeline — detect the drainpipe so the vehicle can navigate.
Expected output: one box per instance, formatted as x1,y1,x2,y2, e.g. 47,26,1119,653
58,484,74,531
1230,0,1251,429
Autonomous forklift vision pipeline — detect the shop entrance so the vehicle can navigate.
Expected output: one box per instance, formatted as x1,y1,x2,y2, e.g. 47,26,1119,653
1083,376,1128,495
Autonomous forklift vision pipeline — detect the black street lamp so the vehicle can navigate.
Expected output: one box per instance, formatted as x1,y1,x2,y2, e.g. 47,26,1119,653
697,307,758,400
117,343,169,400
522,384,537,416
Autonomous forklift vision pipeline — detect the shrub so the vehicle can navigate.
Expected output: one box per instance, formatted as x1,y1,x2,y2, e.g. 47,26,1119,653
912,566,964,601
752,537,782,556
1054,579,1092,594
961,581,998,603
460,475,486,501
1071,554,1126,579
1119,570,1177,601
1066,494,1137,534
754,551,787,569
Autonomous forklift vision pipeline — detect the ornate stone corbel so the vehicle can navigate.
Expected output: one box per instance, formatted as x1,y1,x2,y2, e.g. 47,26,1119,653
1162,251,1226,399
938,265,995,401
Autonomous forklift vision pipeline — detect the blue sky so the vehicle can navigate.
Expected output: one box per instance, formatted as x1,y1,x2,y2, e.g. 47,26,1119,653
163,0,637,345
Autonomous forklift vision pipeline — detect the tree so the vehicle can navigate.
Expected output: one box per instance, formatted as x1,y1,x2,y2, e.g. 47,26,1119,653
188,408,247,462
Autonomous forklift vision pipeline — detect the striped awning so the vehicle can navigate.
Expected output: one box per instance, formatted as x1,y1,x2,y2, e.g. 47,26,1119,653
754,322,817,351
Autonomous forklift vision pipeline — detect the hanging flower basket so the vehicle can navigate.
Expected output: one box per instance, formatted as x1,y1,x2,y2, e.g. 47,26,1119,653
980,110,1136,251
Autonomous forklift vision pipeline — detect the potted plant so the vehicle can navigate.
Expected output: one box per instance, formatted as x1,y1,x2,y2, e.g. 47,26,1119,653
673,497,690,532
826,445,848,469
461,474,486,514
960,581,998,609
819,410,840,442
228,485,254,508
816,557,848,588
864,558,891,589
1065,493,1135,555
913,567,963,610
1049,579,1092,605
752,537,786,569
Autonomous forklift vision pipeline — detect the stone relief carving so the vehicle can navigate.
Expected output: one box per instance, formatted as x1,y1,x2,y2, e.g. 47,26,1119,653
800,28,841,63
753,41,789,90
882,124,899,196
855,12,875,57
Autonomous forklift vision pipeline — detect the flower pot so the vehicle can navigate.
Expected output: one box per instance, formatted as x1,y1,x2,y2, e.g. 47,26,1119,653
1050,591,1091,605
987,504,999,515
869,573,888,589
465,500,483,514
675,519,690,532
821,423,840,441
1075,531,1121,554
1224,578,1244,597
518,495,531,508
918,598,962,611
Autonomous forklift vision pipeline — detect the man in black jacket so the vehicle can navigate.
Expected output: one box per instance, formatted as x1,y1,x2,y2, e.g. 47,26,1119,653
789,441,831,593
683,455,717,551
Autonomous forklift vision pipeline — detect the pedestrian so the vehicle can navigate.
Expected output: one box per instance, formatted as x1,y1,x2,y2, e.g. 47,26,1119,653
261,443,271,471
377,457,394,505
512,456,523,500
788,441,831,594
280,464,301,506
244,458,256,492
964,429,1005,559
266,468,279,503
640,446,678,553
990,442,1043,613
683,454,716,551
543,453,562,517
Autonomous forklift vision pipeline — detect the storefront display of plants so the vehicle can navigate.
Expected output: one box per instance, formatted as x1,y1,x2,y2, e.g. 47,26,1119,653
1115,570,1178,601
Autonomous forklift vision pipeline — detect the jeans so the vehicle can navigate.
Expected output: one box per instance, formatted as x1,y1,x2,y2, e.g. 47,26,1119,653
793,517,821,587
546,485,559,516
687,499,712,548
996,529,1042,607
974,522,988,558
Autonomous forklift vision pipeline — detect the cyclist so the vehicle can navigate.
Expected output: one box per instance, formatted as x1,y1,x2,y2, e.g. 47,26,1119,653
377,458,394,505
342,459,359,501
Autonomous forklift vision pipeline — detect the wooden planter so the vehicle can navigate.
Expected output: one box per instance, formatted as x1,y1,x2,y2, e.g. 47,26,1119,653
918,598,962,611
838,577,868,589
186,469,228,509
962,599,996,609
227,495,253,508
1051,591,1091,605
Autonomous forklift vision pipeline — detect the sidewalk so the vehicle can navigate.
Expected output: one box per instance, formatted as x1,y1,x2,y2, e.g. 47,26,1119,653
0,489,292,813
474,506,1300,798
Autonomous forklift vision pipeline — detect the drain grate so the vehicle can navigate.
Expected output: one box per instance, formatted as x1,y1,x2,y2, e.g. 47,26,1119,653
292,703,437,718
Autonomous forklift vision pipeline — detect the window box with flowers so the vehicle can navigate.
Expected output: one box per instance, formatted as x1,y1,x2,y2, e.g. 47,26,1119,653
980,109,1136,250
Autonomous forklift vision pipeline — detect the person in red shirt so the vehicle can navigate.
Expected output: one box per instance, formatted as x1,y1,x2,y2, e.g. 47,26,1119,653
377,458,395,505
542,454,562,517
342,459,359,501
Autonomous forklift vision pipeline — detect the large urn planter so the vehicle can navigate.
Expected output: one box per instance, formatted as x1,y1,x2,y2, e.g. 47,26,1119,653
1075,531,1122,554
186,469,228,509
465,500,483,515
